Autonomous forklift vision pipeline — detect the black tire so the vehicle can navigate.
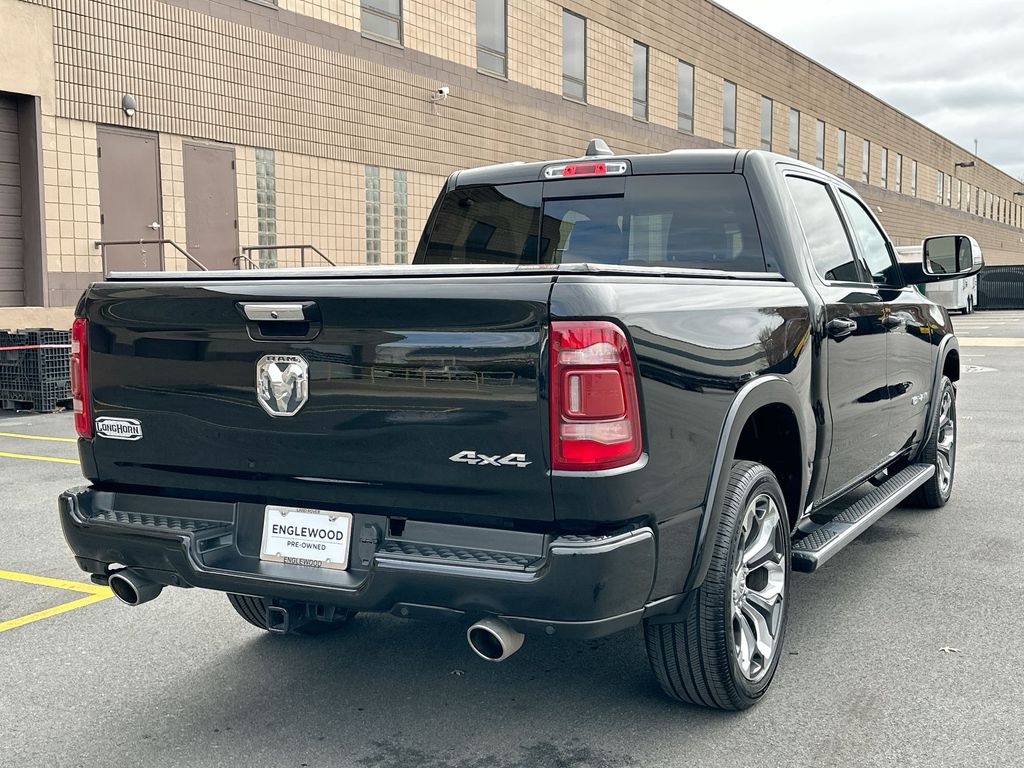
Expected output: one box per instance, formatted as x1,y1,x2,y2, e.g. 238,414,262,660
227,593,355,635
907,376,957,508
644,461,791,710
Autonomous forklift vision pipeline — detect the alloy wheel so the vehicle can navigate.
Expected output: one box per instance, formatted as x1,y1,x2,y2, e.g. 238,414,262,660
936,388,956,494
730,493,787,683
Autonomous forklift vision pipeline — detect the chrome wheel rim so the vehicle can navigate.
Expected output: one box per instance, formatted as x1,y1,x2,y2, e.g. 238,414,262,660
936,388,956,495
730,493,786,684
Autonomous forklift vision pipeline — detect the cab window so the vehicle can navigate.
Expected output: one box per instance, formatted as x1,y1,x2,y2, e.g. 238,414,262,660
838,191,901,285
785,176,865,283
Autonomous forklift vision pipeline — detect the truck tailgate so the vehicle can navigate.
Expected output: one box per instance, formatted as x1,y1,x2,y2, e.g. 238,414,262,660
80,276,555,525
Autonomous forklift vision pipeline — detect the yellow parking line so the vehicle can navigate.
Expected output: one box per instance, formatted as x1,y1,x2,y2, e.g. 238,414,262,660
0,568,109,595
0,450,78,465
0,431,77,443
0,592,112,633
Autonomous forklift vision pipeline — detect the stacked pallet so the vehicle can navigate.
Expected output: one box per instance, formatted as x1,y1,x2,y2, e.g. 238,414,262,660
0,328,72,411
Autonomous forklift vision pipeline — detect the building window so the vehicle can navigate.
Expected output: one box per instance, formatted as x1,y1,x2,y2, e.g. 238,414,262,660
394,169,408,264
759,96,772,150
562,11,586,101
632,43,648,120
862,140,870,182
678,61,694,133
361,0,402,43
723,80,737,146
255,148,277,268
788,108,800,158
365,165,381,265
895,154,902,193
836,129,846,176
880,147,888,189
911,160,918,196
814,120,825,168
965,183,971,213
947,179,952,207
476,0,506,76
936,172,943,204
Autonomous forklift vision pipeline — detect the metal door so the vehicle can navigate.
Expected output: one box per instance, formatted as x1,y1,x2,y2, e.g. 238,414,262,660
96,127,163,273
183,143,238,270
0,94,24,306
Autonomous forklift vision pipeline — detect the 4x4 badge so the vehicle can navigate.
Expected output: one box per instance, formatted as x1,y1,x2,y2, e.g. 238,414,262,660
449,450,531,468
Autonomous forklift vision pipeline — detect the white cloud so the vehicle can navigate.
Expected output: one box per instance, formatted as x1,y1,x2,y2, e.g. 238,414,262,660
714,0,1024,181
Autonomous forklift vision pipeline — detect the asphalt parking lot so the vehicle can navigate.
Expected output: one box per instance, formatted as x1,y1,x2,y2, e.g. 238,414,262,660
2,310,1022,768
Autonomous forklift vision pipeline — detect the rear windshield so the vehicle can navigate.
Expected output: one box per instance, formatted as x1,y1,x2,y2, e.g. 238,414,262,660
416,174,767,272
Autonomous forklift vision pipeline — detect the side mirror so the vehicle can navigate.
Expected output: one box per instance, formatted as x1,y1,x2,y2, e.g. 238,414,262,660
922,234,983,280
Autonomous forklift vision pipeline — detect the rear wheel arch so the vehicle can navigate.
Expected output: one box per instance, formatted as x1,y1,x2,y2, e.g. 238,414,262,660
734,403,802,531
684,376,808,593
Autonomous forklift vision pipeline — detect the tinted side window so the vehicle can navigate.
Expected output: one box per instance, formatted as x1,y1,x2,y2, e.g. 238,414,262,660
838,192,900,285
420,183,542,264
786,176,864,283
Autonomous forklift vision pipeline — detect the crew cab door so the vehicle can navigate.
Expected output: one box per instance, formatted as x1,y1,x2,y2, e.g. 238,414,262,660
785,175,892,495
835,191,933,453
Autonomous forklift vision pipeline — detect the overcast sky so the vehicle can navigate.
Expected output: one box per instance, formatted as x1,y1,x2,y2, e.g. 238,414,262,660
715,1,1024,181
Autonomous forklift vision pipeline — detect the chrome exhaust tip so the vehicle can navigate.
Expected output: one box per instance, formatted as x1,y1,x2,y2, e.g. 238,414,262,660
467,617,524,662
108,569,163,606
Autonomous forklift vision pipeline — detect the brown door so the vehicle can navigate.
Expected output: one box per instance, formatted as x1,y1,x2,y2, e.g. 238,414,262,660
96,127,163,273
0,94,24,306
184,143,238,270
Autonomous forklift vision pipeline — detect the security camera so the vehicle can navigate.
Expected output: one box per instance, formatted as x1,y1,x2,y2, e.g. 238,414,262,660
431,86,451,102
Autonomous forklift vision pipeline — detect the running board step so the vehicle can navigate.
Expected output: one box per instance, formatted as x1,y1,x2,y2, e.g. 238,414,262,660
792,463,935,573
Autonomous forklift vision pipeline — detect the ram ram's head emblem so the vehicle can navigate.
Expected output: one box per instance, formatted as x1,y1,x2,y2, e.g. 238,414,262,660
256,355,309,417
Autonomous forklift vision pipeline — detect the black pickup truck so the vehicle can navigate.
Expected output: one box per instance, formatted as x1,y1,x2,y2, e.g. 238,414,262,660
60,144,981,710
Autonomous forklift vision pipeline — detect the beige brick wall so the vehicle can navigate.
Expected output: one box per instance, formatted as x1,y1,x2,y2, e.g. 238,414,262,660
158,134,187,272
42,117,101,275
273,154,364,268
735,84,758,150
236,146,259,258
279,0,360,33
648,49,677,130
587,21,632,116
693,68,722,143
507,0,561,95
406,0,475,70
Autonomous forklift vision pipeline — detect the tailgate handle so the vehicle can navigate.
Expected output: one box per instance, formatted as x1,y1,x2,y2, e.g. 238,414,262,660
238,302,322,341
242,303,308,321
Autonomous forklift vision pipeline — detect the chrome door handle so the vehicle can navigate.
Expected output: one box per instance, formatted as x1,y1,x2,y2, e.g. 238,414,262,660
826,318,857,338
882,314,905,328
147,221,161,231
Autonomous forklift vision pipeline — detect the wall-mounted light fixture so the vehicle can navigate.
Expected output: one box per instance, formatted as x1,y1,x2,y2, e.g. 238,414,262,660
121,94,137,118
954,161,975,169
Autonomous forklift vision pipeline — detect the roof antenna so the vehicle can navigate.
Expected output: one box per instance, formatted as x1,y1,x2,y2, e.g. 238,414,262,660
585,138,614,157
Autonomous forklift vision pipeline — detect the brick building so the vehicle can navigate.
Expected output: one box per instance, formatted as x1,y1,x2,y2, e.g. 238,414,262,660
1,0,1022,327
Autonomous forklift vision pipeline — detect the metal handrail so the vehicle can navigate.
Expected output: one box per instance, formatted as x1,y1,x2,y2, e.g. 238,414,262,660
94,239,209,273
233,253,261,270
239,244,336,268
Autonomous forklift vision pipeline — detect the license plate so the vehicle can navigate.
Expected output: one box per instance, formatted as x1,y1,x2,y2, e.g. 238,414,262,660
260,506,353,571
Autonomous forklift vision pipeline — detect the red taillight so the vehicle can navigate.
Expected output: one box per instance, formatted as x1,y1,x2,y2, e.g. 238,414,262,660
549,321,643,471
70,318,91,439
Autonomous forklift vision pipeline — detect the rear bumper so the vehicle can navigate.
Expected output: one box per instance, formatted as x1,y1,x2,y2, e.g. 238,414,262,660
59,486,658,639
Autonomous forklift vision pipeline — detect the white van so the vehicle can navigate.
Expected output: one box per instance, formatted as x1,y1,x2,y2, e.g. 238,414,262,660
895,245,978,314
